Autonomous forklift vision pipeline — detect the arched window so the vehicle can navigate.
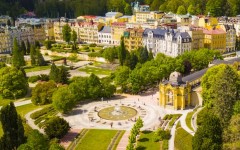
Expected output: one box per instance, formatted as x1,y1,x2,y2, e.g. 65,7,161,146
166,90,174,106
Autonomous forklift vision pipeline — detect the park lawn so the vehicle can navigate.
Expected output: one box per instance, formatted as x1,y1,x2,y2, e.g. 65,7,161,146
75,129,118,150
185,111,196,131
24,66,50,73
174,127,193,150
79,66,112,75
136,131,160,150
0,98,14,106
16,103,44,118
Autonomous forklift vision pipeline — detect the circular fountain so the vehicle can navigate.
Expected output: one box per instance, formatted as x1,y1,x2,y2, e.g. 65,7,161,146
98,105,137,121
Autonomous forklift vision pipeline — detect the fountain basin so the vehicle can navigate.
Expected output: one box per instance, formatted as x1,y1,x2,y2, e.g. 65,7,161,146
98,106,137,121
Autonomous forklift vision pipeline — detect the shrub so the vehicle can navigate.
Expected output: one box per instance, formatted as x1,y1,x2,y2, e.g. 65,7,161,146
44,117,70,139
28,75,40,83
39,74,49,81
30,106,54,119
31,81,57,105
154,128,171,141
89,43,97,47
88,52,102,57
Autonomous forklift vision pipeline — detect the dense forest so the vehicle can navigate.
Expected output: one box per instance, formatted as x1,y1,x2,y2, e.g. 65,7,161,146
0,0,240,19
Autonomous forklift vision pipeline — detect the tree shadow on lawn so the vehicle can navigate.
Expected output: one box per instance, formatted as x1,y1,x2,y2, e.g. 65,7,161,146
138,138,149,142
136,145,147,150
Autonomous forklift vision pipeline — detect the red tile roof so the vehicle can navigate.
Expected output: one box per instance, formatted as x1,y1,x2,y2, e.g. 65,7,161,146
203,28,226,34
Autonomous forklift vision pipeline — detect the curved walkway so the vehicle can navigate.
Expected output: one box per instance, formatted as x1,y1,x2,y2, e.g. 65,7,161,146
169,117,181,150
191,107,204,132
25,108,44,134
179,111,195,136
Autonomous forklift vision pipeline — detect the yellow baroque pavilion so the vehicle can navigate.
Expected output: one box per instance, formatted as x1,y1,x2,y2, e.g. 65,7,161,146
159,72,191,110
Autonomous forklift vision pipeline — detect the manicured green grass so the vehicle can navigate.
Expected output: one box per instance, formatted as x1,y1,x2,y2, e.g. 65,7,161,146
24,66,51,73
79,66,112,75
75,129,118,150
185,111,196,131
168,114,182,127
174,127,193,150
136,131,160,150
16,103,44,118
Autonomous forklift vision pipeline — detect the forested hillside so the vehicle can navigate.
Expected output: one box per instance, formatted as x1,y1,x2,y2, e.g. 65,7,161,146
0,0,240,19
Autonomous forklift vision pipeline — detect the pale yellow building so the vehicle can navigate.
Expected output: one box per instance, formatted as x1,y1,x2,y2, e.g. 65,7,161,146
136,11,164,23
78,21,104,44
111,22,126,45
53,21,67,42
124,28,144,51
220,24,236,52
45,19,55,40
159,72,191,110
198,16,218,29
203,28,226,53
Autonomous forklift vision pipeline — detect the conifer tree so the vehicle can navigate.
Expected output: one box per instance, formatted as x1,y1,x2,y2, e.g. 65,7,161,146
49,63,60,82
20,41,26,55
118,37,126,66
12,38,25,68
36,48,45,66
26,40,30,54
0,102,25,149
30,45,36,66
58,65,69,84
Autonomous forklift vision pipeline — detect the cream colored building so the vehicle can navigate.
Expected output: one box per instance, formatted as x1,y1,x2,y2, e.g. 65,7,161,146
78,21,104,44
111,22,126,45
136,11,164,23
181,26,204,50
220,24,236,52
53,21,67,42
198,16,219,29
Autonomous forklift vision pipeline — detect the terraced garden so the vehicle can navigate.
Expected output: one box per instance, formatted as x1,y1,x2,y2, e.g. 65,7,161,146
30,106,58,129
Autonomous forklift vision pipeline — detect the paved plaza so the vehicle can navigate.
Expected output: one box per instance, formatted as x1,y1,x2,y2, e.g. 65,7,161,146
61,92,185,131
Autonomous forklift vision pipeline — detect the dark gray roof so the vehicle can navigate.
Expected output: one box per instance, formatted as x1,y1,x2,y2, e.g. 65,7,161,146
99,26,111,33
182,57,240,82
143,28,192,42
182,68,208,82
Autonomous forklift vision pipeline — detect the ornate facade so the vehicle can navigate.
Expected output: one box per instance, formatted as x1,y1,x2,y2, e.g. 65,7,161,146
159,72,191,110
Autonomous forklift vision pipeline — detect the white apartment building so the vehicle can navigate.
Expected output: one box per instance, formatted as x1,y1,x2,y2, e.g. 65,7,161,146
98,26,113,45
143,28,192,57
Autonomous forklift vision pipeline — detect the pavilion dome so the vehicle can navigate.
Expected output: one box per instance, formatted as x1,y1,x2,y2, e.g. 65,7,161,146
169,71,182,84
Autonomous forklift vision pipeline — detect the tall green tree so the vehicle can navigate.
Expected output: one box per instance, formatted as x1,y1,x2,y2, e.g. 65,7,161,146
52,86,76,113
58,65,70,84
201,64,239,127
118,37,127,66
124,3,132,15
21,41,26,55
62,24,71,44
177,5,187,14
31,81,57,105
12,38,25,68
49,63,60,82
18,130,49,150
44,117,70,139
0,67,28,99
0,102,25,149
26,40,30,54
71,30,77,51
30,45,36,66
114,66,131,92
192,113,222,150
87,73,102,99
